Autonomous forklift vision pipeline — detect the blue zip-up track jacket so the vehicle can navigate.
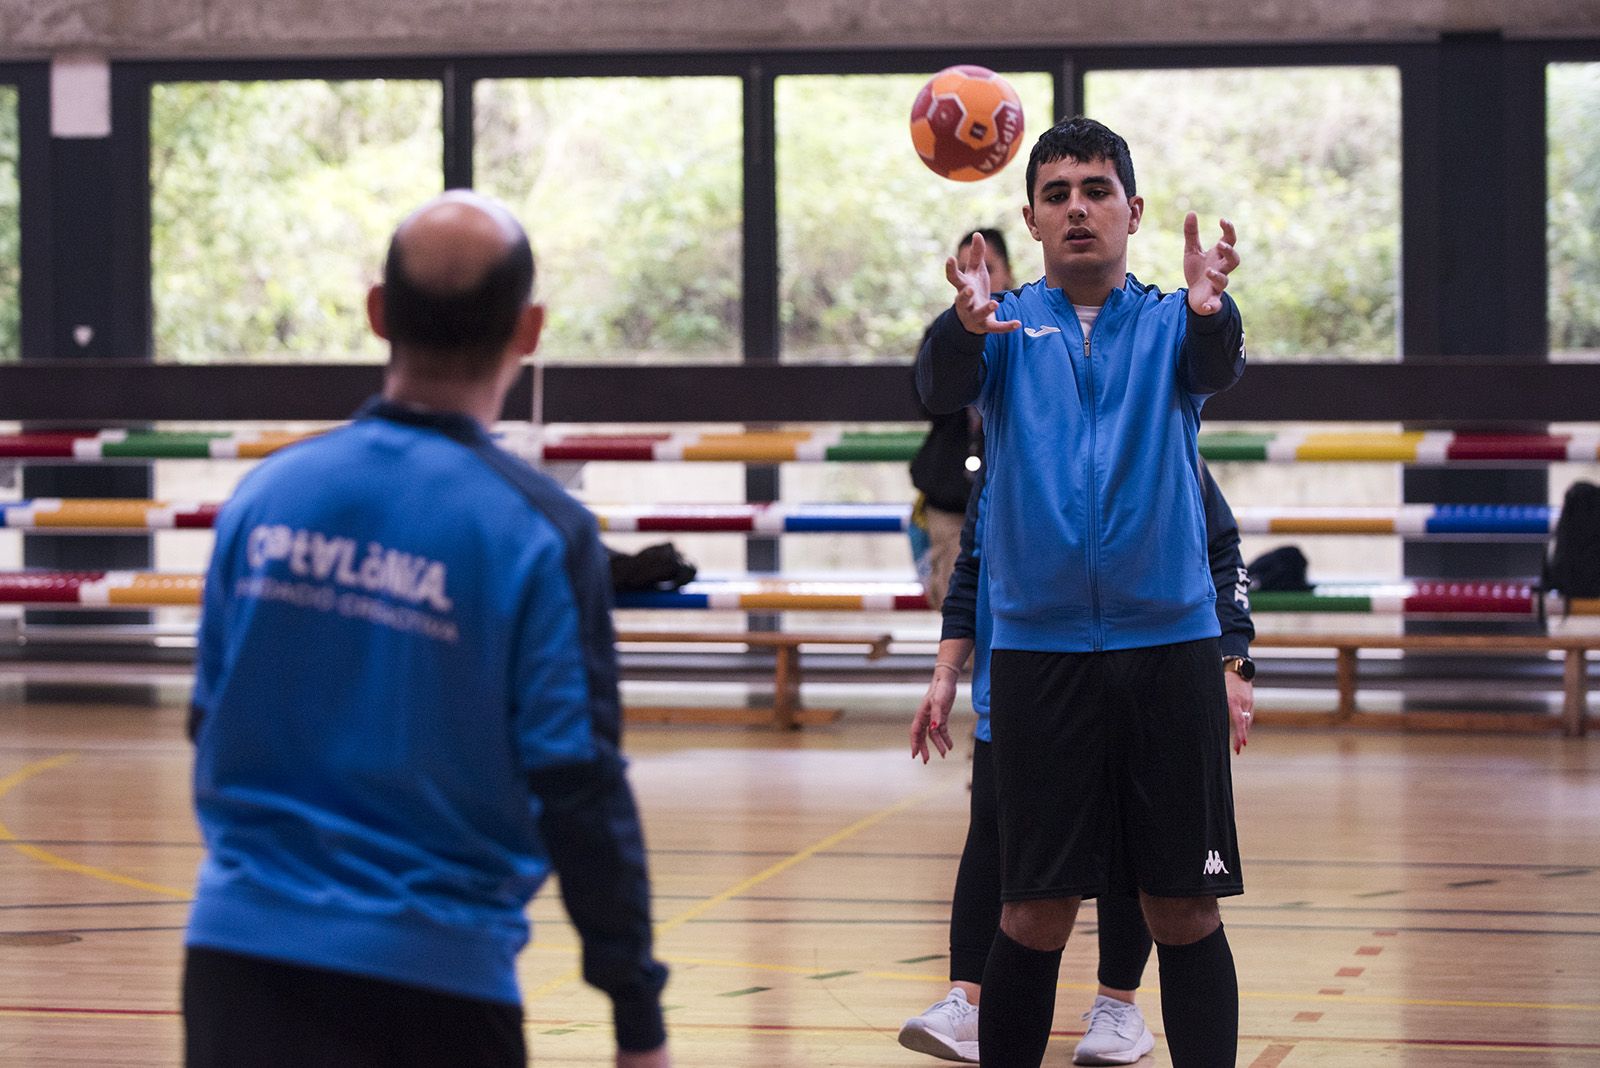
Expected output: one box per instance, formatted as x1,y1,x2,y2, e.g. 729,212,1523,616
187,399,666,1050
918,275,1244,652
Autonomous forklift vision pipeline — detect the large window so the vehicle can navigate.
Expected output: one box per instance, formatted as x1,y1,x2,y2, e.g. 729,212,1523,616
474,77,742,364
776,72,1053,363
1085,66,1401,361
1549,62,1600,362
150,79,442,362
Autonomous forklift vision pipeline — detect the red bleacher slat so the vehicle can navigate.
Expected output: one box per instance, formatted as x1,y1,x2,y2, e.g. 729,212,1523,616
0,571,99,602
0,433,96,458
636,514,755,532
543,441,660,461
174,504,223,529
1405,582,1535,614
1444,434,1570,462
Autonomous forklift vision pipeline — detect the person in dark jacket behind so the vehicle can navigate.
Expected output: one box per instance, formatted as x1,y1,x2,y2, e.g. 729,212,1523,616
908,228,1014,609
916,117,1246,1067
183,191,670,1068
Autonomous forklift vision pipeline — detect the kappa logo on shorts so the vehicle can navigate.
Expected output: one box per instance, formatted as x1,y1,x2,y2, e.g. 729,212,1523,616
1202,850,1230,876
1023,325,1061,338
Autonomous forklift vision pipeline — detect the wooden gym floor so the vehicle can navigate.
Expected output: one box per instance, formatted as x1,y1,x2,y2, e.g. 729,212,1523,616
0,691,1597,1066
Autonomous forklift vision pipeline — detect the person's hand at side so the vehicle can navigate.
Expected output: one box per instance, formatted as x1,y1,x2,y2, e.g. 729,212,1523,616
911,664,960,762
618,1045,670,1067
946,231,1021,335
1183,213,1240,316
1225,672,1254,754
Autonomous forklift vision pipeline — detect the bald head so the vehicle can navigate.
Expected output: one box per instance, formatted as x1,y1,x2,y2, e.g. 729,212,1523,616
378,190,537,379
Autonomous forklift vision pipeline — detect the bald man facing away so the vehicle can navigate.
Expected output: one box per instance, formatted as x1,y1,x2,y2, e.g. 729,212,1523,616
183,192,671,1068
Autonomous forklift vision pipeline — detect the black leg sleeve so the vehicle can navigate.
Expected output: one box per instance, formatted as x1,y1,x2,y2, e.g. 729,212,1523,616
1094,893,1153,992
950,739,1003,985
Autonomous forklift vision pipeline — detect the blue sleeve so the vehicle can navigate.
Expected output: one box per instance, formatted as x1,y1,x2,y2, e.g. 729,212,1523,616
915,308,988,414
1179,292,1245,396
940,465,985,641
530,745,668,1051
189,503,240,742
1202,464,1254,658
516,519,667,1051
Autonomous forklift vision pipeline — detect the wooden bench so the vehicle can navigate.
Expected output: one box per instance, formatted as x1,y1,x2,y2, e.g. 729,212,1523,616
614,630,892,729
1252,633,1598,736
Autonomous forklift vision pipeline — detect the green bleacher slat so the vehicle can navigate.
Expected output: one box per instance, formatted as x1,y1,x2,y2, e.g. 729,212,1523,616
1197,432,1274,462
100,431,232,459
1251,591,1374,613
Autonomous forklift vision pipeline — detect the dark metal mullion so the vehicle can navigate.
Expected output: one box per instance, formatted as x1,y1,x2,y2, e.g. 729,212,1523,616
1503,41,1548,360
442,63,474,191
25,62,155,690
110,65,153,361
1403,34,1545,652
742,63,781,638
1057,56,1081,122
1399,50,1442,358
742,62,779,366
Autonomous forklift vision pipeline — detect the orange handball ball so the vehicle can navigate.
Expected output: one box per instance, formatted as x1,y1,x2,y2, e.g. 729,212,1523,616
909,65,1025,182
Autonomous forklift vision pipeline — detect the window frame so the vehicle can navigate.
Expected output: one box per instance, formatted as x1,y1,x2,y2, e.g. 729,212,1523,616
0,39,1589,420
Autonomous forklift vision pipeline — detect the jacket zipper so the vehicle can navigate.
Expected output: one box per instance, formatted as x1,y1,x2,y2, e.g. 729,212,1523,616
1083,317,1103,651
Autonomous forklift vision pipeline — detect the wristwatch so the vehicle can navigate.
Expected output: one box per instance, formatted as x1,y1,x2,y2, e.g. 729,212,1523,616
1221,655,1256,682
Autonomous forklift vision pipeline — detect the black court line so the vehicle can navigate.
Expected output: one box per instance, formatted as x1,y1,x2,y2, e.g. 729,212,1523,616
669,918,1600,937
1446,879,1501,888
818,851,1600,872
539,897,1600,921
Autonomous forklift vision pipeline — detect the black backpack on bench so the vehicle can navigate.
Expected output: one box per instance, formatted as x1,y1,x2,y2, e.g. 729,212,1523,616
1540,480,1600,619
607,542,698,593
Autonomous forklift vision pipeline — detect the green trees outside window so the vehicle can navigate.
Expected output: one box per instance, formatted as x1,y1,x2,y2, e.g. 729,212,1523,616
151,79,442,362
1549,62,1600,361
1087,67,1401,361
475,77,743,364
0,86,17,361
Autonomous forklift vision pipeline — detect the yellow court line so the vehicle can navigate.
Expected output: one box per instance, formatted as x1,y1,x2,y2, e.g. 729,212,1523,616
654,782,951,936
0,752,191,899
525,780,954,1003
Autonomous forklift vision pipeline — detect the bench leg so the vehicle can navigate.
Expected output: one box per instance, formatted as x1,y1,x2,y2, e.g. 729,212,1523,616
773,645,802,731
1335,648,1358,721
1563,650,1588,738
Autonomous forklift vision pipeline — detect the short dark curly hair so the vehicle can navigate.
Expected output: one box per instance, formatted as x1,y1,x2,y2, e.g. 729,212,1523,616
1025,117,1136,206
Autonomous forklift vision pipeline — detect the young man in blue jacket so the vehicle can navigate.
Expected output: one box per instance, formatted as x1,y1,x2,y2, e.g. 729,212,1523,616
916,117,1246,1067
183,192,671,1068
900,461,1256,1065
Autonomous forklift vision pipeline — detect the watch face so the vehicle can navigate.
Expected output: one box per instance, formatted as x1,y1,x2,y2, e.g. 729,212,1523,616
1236,657,1256,681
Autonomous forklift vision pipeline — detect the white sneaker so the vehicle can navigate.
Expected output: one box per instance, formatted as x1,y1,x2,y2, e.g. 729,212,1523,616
897,987,980,1062
1073,995,1156,1065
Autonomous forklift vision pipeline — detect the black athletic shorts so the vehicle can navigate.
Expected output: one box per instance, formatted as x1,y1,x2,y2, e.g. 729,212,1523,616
183,945,526,1068
988,636,1243,902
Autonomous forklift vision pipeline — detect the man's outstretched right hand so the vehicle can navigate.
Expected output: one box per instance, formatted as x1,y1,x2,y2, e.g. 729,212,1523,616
946,231,1021,335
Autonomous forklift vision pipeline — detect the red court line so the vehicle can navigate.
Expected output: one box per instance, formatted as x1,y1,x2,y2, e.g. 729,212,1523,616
1248,1044,1297,1068
0,1004,175,1017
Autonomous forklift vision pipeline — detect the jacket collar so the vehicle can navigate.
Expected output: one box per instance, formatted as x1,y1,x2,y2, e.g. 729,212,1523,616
355,395,493,447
